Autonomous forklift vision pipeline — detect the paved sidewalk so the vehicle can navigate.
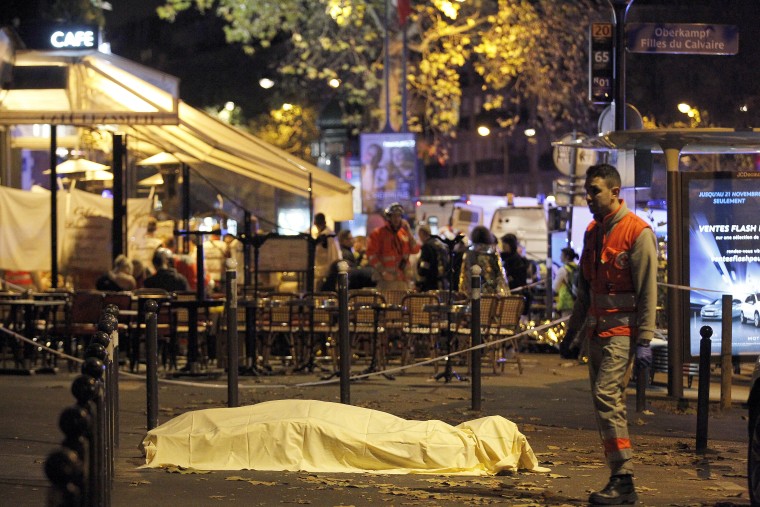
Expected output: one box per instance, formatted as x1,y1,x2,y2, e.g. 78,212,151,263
0,353,753,506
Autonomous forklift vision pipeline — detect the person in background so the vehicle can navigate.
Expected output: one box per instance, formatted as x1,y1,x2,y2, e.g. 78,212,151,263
553,247,579,318
416,224,448,292
131,259,147,289
353,235,368,267
144,248,190,293
322,229,371,291
337,230,357,269
500,233,532,315
202,232,228,293
311,213,341,291
134,217,165,276
563,163,658,505
459,225,509,296
366,203,419,291
96,254,137,291
164,237,209,292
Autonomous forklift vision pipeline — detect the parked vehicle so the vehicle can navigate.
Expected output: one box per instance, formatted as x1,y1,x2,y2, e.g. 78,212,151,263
414,195,491,237
740,293,760,327
700,297,742,321
490,206,549,264
748,355,760,505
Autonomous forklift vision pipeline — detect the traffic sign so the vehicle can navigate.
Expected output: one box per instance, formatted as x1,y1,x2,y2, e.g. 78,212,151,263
589,22,613,104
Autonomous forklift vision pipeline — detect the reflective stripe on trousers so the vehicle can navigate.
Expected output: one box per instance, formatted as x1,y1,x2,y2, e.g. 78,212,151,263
588,334,635,476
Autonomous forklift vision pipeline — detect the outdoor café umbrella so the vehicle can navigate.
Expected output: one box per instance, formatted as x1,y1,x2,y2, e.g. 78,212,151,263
83,169,114,181
43,157,110,174
137,152,181,166
138,172,164,186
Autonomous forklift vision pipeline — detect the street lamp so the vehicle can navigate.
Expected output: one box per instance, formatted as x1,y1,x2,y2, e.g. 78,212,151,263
677,103,701,127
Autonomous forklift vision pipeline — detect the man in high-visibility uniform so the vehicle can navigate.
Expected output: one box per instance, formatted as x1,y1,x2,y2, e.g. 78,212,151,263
565,163,658,505
366,203,419,291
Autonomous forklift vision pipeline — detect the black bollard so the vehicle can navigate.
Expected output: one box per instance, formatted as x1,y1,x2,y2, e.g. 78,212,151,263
635,361,648,412
72,372,102,507
720,294,733,411
44,447,83,507
102,304,121,448
337,261,350,404
470,265,482,412
59,405,91,458
225,259,239,408
96,312,116,500
144,300,159,431
696,325,712,453
83,345,107,507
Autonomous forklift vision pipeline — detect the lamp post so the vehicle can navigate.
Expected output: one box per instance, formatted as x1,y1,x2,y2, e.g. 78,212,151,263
609,0,634,131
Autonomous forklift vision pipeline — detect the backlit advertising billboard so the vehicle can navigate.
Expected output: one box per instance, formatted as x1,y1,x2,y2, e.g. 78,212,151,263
683,171,760,357
359,133,418,214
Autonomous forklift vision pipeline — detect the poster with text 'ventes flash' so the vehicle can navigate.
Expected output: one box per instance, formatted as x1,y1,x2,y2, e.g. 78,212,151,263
685,171,760,357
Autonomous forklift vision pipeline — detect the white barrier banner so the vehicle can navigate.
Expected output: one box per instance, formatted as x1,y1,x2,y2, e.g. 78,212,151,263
0,186,53,270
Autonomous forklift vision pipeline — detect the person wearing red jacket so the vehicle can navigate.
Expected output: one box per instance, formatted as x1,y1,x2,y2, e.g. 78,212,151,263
565,164,658,505
366,203,420,291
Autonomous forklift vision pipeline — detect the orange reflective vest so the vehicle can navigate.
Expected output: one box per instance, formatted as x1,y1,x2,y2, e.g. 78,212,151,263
581,209,650,338
366,224,420,281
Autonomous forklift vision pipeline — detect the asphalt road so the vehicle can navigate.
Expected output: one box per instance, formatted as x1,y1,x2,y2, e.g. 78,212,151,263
0,353,753,506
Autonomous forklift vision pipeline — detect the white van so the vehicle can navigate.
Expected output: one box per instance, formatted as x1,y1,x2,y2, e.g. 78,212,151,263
490,206,548,263
415,198,484,236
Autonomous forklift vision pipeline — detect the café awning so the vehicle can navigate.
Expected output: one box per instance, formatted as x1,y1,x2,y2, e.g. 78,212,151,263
0,48,354,219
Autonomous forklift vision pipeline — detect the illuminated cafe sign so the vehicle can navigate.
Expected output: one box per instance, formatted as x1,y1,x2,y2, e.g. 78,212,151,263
48,26,99,50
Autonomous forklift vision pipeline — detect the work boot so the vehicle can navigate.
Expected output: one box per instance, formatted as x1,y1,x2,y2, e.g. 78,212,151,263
589,474,638,505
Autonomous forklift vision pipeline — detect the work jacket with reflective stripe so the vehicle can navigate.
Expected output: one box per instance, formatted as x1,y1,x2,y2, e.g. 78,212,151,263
366,223,420,281
571,201,658,342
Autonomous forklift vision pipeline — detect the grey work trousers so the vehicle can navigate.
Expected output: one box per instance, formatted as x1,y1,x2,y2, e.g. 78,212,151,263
587,334,636,476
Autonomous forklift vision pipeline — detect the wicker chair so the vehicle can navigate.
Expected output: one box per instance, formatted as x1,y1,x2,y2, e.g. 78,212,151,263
399,292,441,370
491,295,526,374
348,290,386,369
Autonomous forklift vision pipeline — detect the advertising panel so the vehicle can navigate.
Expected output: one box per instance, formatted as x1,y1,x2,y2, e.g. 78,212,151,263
684,171,760,357
359,133,418,214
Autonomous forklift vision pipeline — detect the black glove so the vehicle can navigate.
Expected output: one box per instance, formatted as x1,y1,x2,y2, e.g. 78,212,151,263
635,343,652,369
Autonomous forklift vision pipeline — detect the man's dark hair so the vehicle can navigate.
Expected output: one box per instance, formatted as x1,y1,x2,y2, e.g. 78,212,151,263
585,163,621,188
152,248,173,270
314,213,326,227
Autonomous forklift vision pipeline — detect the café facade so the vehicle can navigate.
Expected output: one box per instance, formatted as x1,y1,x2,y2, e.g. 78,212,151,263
0,25,354,287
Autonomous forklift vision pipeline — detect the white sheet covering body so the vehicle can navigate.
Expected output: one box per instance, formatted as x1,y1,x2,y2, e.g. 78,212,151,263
141,399,548,475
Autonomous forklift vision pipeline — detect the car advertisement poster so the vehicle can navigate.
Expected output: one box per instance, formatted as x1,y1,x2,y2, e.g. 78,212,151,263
684,171,760,356
359,133,418,215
